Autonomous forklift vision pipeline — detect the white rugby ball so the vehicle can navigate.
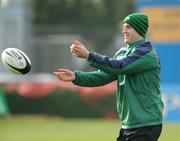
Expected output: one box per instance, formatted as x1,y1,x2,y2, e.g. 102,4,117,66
1,48,31,74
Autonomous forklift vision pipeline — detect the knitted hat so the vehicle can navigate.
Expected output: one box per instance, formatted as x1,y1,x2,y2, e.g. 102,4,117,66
123,13,149,38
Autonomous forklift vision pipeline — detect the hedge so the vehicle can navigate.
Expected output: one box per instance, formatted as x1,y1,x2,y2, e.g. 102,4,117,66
5,90,117,118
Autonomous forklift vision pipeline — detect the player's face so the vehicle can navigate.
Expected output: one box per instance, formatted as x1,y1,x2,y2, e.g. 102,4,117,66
122,23,143,44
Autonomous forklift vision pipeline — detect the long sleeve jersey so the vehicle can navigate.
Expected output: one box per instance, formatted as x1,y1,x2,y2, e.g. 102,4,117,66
73,39,164,129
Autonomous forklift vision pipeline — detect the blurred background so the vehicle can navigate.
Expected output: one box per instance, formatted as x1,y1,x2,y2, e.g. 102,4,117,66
0,0,179,141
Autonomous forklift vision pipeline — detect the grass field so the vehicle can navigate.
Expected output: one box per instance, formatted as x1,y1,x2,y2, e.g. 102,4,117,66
0,116,180,141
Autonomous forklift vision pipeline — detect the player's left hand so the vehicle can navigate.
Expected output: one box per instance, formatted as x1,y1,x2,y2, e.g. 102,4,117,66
70,40,89,59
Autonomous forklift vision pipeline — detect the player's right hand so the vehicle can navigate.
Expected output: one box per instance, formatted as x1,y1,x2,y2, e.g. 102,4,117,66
53,69,76,82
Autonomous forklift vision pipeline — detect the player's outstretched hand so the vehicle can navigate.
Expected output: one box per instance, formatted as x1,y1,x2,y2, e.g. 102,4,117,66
70,40,89,59
53,69,76,82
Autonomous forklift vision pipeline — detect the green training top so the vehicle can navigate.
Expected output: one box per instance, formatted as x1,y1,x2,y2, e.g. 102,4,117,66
73,39,164,129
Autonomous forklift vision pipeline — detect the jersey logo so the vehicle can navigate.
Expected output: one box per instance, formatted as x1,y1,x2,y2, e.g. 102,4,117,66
119,75,125,85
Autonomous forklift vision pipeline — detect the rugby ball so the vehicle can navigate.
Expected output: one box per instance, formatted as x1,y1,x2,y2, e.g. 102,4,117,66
1,48,31,74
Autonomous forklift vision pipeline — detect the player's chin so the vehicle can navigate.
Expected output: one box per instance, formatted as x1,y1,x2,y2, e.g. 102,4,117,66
124,38,133,45
124,38,129,44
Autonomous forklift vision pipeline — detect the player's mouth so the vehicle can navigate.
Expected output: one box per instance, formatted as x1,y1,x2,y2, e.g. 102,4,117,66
124,34,129,40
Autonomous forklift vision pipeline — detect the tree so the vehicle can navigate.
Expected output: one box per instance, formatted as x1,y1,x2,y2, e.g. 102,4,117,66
31,0,135,28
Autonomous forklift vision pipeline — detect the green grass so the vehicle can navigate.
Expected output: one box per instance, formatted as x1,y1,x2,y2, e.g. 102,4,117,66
0,116,179,141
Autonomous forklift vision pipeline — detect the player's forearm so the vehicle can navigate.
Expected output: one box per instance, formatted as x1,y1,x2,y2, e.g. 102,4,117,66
72,70,116,87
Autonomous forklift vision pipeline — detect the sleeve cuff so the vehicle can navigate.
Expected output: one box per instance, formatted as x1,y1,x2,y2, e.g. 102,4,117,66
72,71,79,84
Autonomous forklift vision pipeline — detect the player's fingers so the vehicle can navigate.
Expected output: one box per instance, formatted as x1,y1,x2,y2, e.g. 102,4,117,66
53,72,61,79
70,44,74,51
72,53,78,57
70,44,81,55
71,49,78,55
57,69,73,75
57,69,68,72
59,72,65,80
73,44,82,51
53,72,58,76
74,40,82,46
72,46,83,54
53,71,61,76
70,43,81,49
70,46,79,56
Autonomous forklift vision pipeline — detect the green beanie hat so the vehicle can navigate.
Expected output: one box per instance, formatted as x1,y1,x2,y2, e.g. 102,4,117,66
123,13,149,38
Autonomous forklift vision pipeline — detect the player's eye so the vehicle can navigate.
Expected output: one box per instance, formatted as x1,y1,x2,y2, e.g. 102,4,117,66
126,25,132,29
